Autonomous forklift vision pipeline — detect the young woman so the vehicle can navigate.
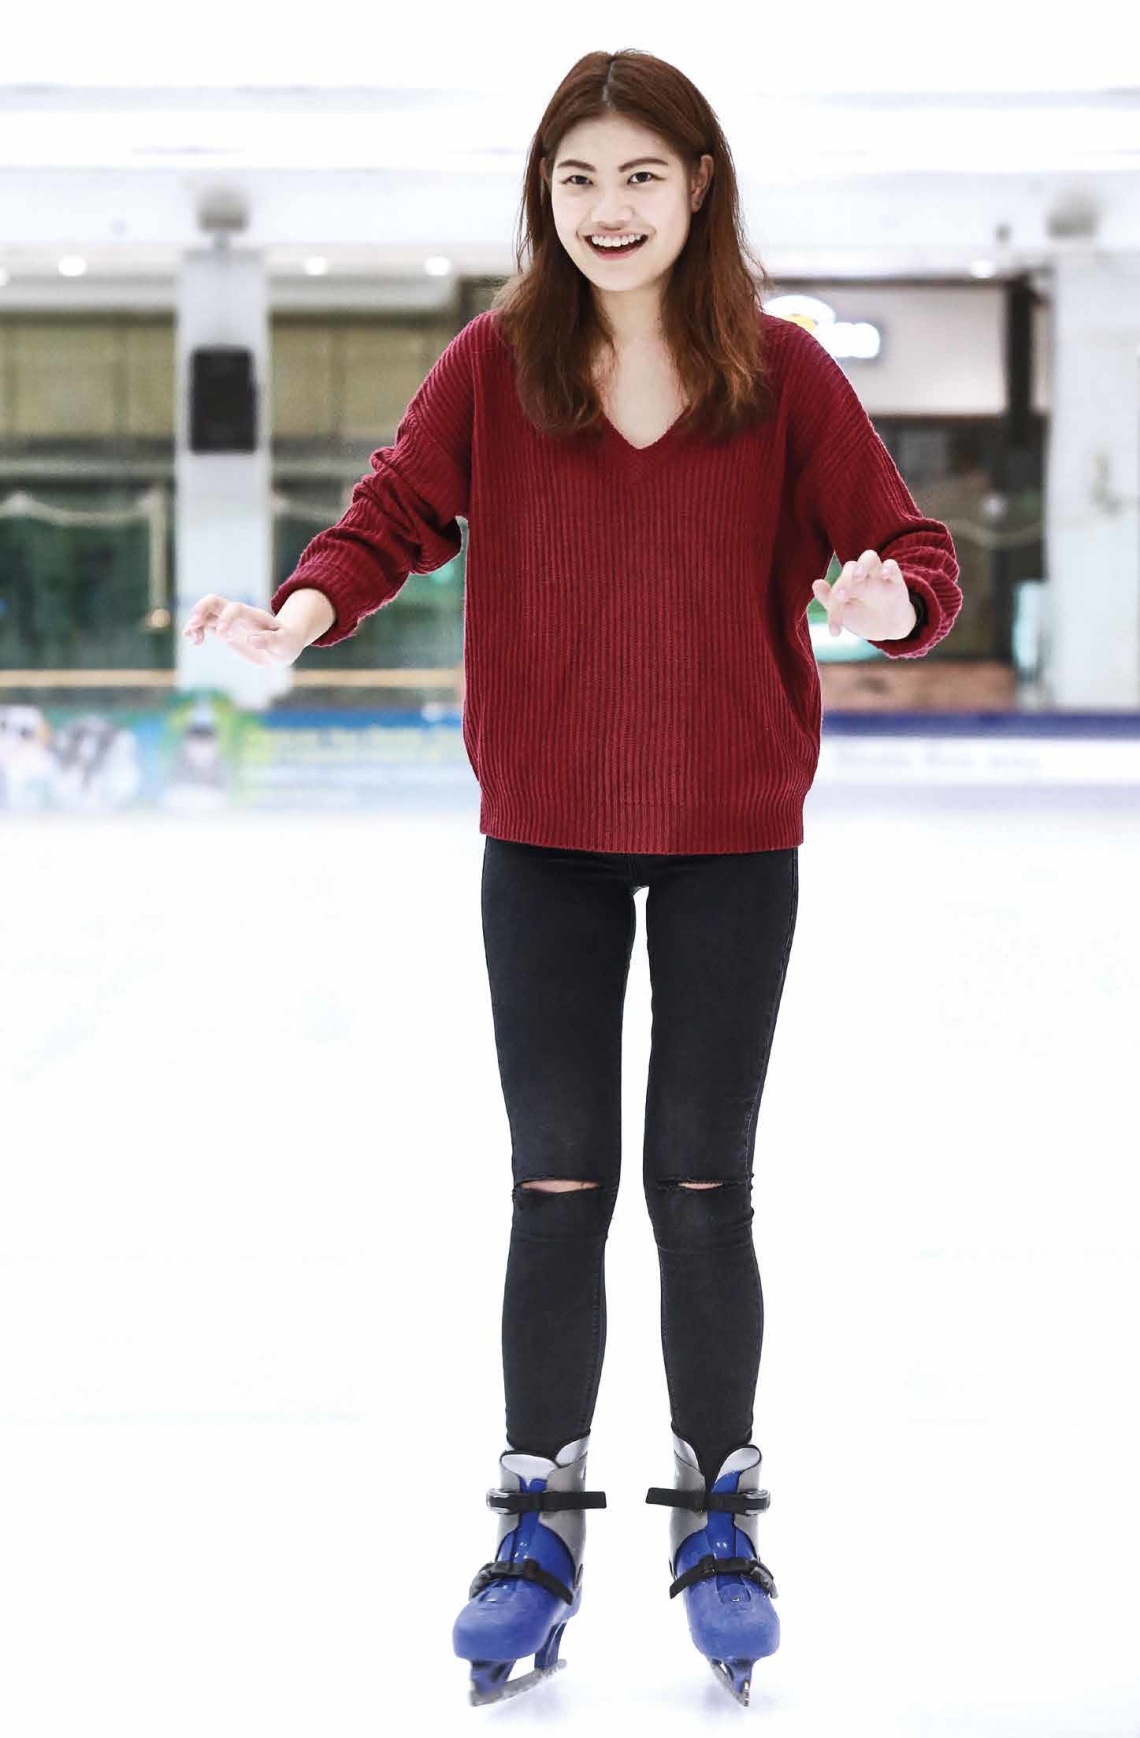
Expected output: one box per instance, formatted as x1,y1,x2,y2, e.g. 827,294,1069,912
185,48,961,1710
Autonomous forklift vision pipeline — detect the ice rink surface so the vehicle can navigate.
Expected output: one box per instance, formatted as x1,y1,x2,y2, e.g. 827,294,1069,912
2,784,1138,1735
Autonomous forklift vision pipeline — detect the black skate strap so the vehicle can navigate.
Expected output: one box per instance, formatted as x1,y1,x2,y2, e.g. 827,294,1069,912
645,1485,770,1514
467,1555,576,1604
486,1486,608,1513
668,1552,778,1600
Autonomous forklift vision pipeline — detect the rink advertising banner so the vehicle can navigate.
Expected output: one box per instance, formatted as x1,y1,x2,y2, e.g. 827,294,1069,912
0,691,472,815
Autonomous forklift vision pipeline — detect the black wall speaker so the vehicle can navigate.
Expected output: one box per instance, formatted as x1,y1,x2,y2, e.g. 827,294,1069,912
189,345,258,453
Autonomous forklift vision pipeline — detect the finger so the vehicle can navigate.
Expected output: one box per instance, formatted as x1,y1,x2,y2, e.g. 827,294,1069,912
182,595,223,638
214,603,240,635
833,551,884,633
830,560,857,634
812,577,840,636
187,594,223,624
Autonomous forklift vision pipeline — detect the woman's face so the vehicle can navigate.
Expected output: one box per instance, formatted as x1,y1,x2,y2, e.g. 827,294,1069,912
543,115,712,317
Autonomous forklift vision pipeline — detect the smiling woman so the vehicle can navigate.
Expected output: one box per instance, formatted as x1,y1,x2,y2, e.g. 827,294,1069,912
401,43,963,1716
489,47,781,444
549,123,705,315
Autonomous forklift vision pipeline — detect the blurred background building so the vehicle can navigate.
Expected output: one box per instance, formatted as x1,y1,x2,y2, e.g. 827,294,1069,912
1,76,1138,812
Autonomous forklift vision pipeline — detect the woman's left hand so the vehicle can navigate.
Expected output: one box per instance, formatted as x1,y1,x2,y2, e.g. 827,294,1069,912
812,549,918,640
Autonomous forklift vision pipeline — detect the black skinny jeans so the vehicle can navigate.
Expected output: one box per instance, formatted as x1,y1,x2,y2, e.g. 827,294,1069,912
480,836,799,1493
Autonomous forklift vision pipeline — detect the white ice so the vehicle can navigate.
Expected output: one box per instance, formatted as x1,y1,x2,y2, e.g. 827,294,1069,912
1,783,1138,1736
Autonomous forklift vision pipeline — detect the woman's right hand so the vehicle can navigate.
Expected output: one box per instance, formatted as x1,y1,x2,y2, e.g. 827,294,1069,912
182,596,304,667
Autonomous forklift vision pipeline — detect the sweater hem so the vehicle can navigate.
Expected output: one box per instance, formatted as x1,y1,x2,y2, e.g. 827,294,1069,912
477,797,805,855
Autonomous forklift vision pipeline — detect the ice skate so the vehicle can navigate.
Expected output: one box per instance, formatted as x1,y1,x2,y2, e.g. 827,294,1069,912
645,1431,779,1705
453,1432,606,1706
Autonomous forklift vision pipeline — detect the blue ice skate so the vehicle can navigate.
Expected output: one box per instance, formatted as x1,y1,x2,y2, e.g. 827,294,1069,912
646,1432,779,1706
453,1433,606,1706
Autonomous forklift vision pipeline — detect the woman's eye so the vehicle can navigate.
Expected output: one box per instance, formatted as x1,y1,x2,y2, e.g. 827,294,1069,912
562,172,658,186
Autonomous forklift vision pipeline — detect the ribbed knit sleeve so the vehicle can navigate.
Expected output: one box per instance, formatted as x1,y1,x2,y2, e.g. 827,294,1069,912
782,322,962,659
270,320,477,648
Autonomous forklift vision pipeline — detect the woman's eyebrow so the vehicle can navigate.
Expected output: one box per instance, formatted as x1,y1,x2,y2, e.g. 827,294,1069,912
555,156,670,172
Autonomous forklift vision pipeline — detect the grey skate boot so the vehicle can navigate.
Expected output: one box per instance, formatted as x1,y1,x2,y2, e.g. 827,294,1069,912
645,1430,779,1704
453,1432,607,1705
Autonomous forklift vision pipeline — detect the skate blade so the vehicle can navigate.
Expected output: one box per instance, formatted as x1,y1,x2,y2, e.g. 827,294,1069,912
709,1657,751,1706
469,1656,567,1707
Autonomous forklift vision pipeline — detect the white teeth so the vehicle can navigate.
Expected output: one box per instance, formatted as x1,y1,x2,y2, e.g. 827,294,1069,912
587,234,646,250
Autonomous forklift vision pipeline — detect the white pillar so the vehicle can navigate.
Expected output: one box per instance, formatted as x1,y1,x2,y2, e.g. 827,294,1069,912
1044,253,1140,708
173,245,289,708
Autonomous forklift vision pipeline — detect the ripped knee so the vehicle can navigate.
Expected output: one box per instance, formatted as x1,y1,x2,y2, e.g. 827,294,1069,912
520,1179,601,1192
647,1176,752,1249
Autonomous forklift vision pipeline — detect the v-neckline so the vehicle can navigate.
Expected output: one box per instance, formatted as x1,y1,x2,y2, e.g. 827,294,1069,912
601,408,689,457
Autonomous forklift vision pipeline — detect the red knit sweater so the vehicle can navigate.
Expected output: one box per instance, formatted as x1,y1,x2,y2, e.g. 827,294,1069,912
270,307,962,853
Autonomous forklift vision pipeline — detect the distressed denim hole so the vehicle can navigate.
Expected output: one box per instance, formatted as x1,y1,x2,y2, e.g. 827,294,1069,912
520,1179,601,1191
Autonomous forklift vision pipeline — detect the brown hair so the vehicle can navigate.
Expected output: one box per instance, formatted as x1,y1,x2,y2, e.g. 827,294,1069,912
489,47,780,445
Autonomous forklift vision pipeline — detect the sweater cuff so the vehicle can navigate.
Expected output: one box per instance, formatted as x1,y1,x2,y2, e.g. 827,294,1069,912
902,585,928,639
271,562,361,648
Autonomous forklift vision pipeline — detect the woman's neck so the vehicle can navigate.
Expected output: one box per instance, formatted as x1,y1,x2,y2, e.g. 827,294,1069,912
593,289,666,351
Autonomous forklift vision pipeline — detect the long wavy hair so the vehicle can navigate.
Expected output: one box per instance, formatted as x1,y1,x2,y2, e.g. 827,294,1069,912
489,48,780,445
